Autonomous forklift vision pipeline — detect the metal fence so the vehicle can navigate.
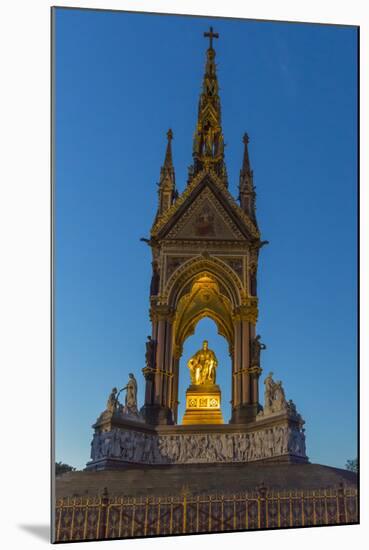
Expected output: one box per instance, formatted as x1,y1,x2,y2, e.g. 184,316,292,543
54,485,358,542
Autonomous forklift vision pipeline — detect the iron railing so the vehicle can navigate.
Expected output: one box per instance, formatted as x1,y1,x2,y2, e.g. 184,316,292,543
54,485,358,542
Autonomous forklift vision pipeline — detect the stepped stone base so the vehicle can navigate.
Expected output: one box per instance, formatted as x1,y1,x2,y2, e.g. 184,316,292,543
55,462,358,499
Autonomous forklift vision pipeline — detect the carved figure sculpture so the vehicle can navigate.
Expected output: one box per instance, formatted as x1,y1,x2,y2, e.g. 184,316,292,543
112,429,121,457
287,426,305,456
203,123,214,156
103,435,112,458
274,381,286,409
260,373,289,416
142,434,153,463
145,336,156,369
120,373,138,413
266,429,275,458
214,435,225,461
251,334,266,367
287,399,297,415
150,262,160,296
300,429,307,456
119,431,130,460
133,433,145,462
90,423,306,466
264,372,274,411
91,433,102,460
106,387,119,413
187,340,218,385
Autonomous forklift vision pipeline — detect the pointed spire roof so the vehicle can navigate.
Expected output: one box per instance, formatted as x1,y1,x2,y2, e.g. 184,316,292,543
239,132,257,224
159,128,175,188
241,133,251,178
163,128,173,170
191,27,227,183
152,129,177,224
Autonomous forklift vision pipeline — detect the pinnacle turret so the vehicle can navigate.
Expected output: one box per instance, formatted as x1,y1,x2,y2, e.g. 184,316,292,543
239,133,257,223
157,129,177,217
191,27,227,183
162,129,174,173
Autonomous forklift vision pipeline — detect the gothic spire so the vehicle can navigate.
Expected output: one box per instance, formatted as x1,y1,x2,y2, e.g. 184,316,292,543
239,133,257,223
191,27,227,183
163,128,174,172
157,129,177,217
241,133,251,176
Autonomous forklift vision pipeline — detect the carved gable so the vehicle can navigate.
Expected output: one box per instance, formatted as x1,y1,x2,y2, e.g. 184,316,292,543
165,187,244,240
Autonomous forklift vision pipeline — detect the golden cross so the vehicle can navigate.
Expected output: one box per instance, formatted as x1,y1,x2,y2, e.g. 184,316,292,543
204,26,219,49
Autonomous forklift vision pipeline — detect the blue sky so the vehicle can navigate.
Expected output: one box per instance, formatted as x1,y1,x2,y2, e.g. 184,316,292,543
54,8,357,471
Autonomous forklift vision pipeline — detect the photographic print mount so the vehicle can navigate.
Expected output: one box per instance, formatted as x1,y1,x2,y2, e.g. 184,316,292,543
53,10,358,542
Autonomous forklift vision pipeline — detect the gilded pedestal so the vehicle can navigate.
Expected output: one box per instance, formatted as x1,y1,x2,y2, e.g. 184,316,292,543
182,384,224,425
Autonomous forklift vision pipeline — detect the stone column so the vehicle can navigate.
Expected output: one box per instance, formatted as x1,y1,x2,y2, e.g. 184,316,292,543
232,319,242,408
230,346,235,409
154,317,166,405
141,323,158,407
163,319,173,409
249,321,262,406
250,367,262,404
230,299,259,424
143,369,154,405
249,321,256,347
241,320,251,404
171,346,181,424
141,305,174,425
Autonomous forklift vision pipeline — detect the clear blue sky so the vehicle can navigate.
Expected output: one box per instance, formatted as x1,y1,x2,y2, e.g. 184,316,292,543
54,8,357,471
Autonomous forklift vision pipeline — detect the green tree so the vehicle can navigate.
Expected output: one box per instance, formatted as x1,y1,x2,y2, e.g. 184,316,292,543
345,458,358,473
55,461,76,476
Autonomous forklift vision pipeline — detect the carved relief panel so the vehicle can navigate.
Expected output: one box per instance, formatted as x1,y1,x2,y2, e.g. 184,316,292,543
166,187,244,241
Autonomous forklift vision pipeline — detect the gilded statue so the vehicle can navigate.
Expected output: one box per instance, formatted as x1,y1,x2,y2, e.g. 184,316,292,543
187,340,218,385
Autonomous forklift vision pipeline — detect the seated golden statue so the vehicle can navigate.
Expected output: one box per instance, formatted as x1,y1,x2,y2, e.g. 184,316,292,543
187,340,218,385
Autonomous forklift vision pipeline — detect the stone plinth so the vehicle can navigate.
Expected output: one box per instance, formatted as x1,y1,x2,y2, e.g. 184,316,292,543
58,463,358,499
86,407,308,470
182,384,224,425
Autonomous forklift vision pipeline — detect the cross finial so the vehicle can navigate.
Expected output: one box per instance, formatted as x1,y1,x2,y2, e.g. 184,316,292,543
167,128,173,141
243,133,249,144
204,26,219,50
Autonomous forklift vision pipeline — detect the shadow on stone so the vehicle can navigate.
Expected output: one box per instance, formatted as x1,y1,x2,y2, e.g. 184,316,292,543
18,524,50,542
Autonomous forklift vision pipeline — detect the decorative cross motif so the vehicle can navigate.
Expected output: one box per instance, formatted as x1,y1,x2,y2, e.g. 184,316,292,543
204,26,219,49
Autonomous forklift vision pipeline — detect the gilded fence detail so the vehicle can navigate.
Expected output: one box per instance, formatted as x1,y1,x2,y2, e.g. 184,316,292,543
54,487,358,542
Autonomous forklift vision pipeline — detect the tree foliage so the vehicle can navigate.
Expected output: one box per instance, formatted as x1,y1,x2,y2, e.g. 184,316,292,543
55,461,76,476
345,458,358,473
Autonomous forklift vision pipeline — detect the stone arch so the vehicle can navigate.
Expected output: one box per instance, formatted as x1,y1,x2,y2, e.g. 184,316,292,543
143,258,258,426
165,255,246,310
173,274,234,354
178,308,232,350
170,273,235,425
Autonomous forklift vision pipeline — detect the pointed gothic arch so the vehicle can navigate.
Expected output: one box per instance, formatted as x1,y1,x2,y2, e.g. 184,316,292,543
172,273,234,354
142,256,260,425
165,255,246,309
